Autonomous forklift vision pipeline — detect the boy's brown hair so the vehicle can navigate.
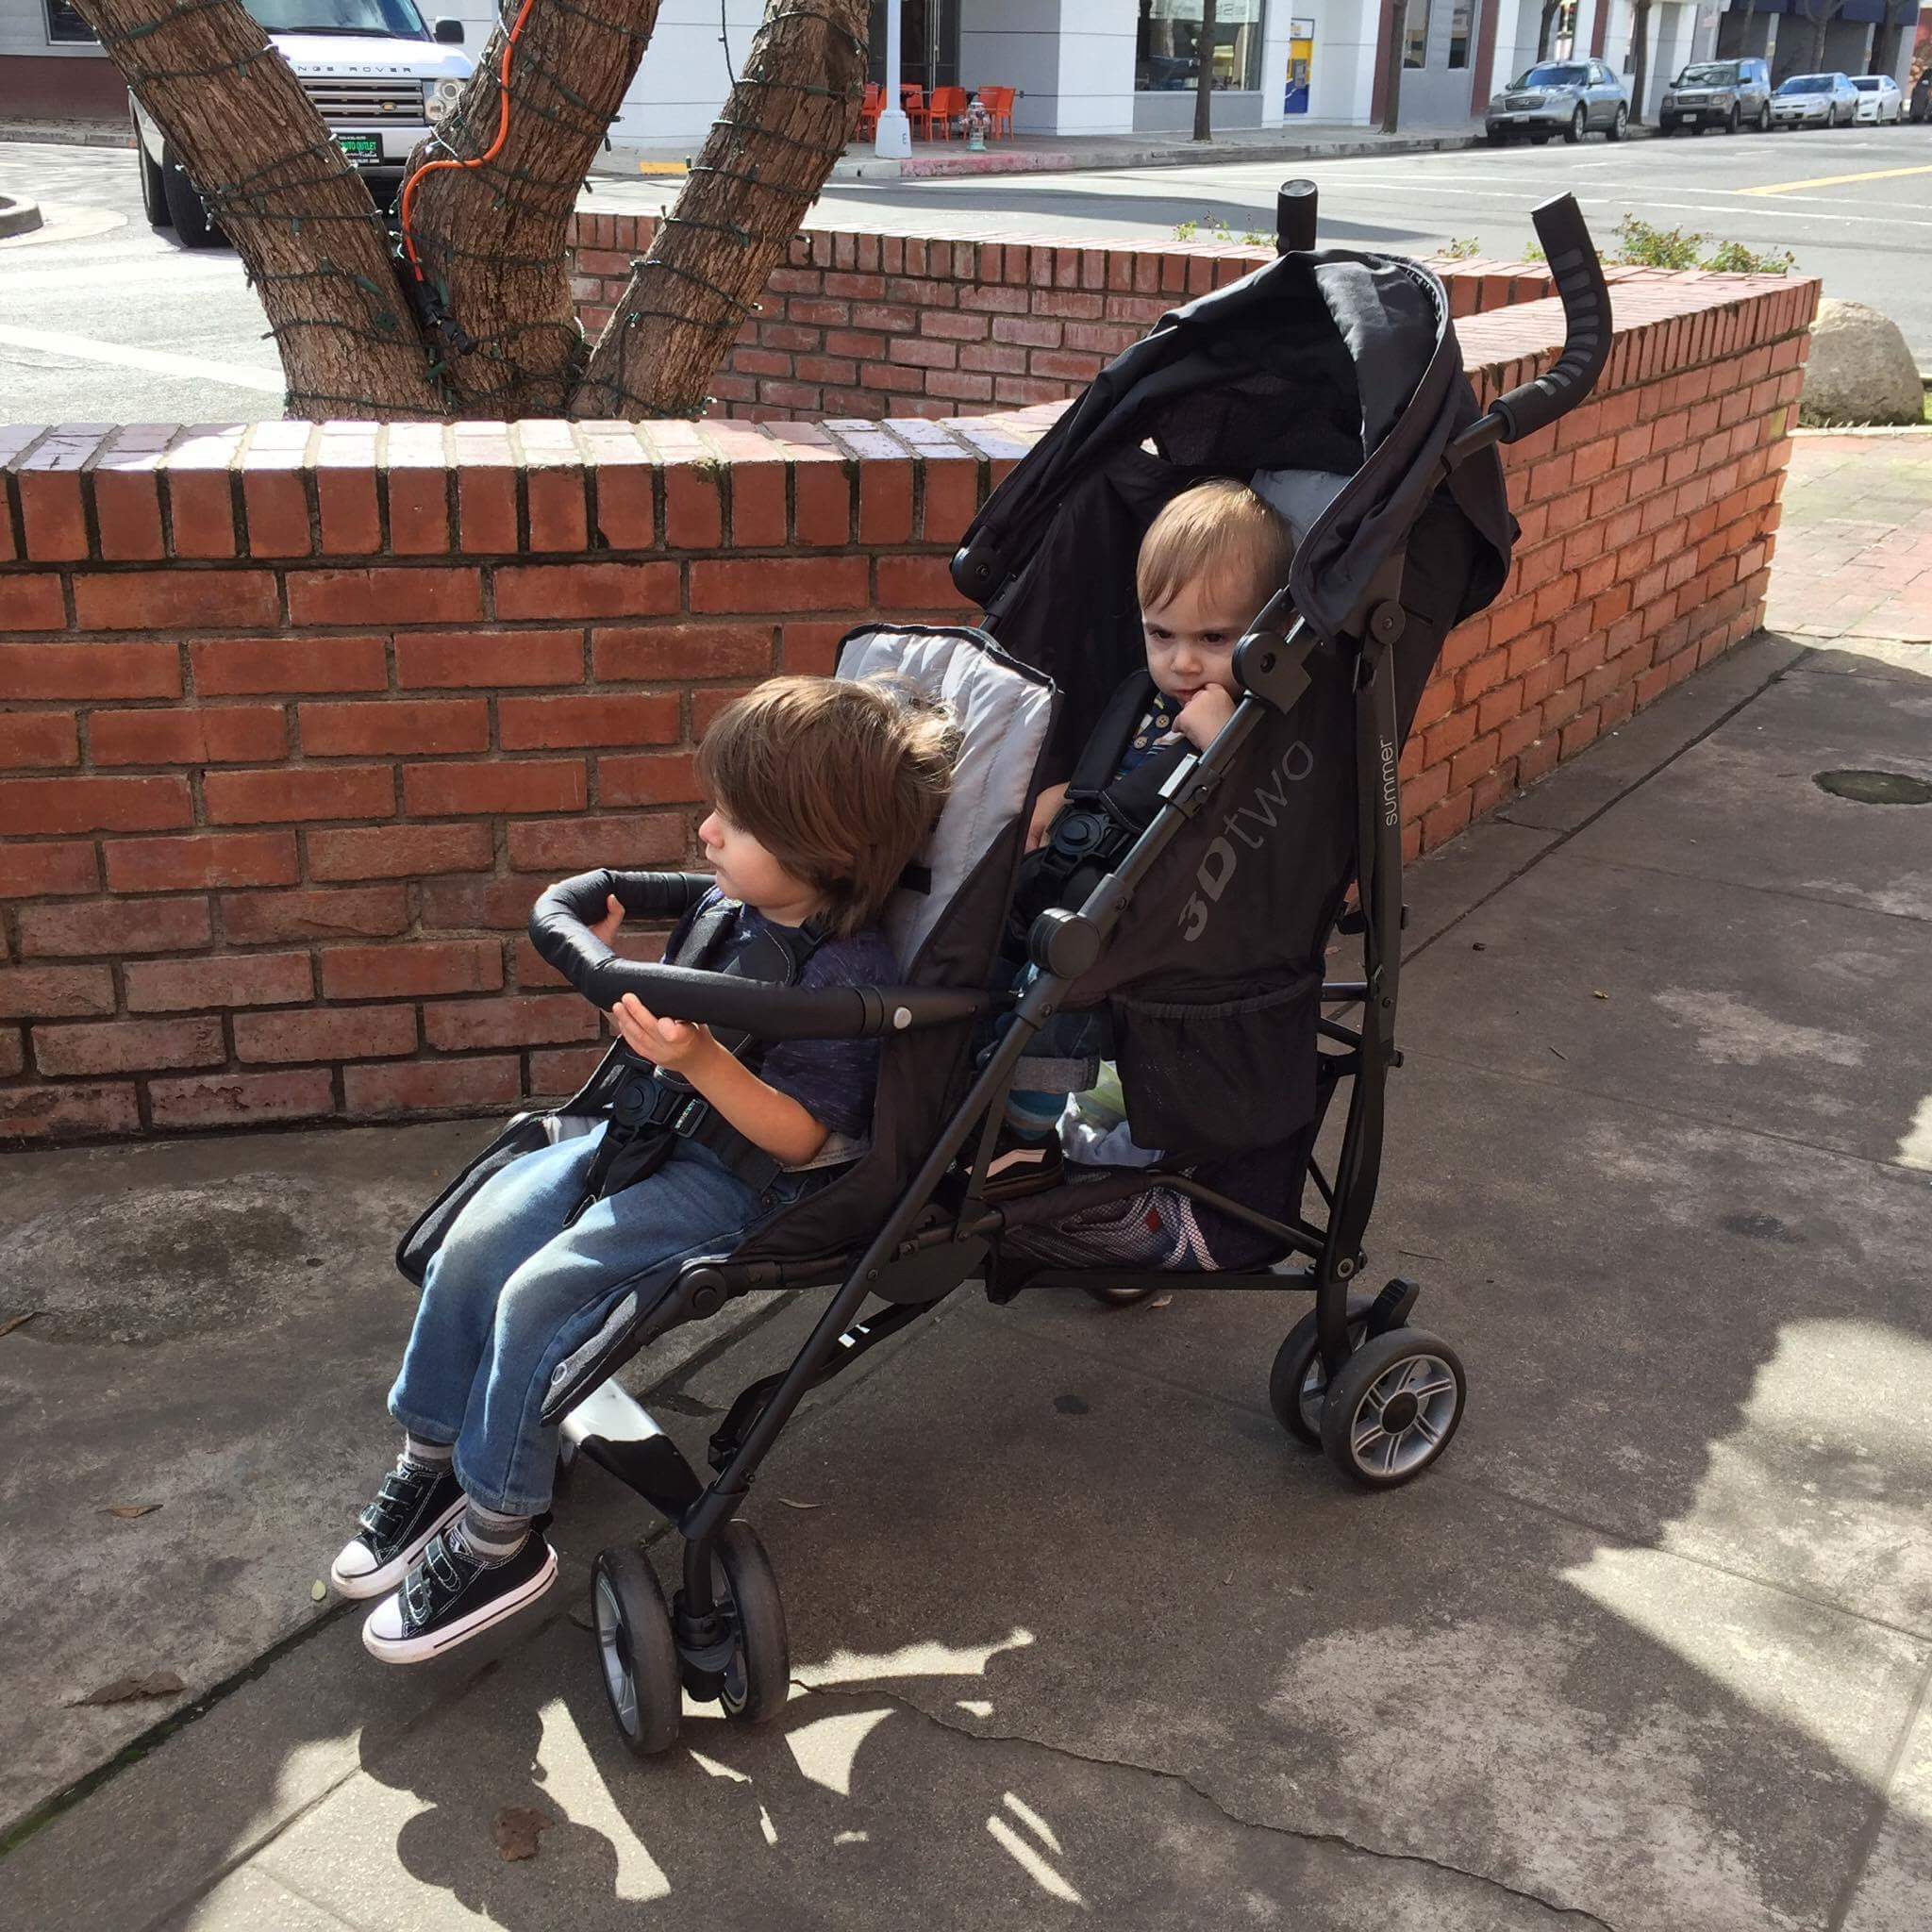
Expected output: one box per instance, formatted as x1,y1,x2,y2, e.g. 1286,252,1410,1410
696,674,958,938
1135,478,1294,619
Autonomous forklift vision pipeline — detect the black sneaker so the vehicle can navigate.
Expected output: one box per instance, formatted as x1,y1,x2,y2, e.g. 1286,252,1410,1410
329,1458,465,1601
361,1524,558,1665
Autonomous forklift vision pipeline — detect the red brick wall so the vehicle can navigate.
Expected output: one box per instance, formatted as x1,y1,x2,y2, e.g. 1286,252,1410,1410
0,269,1817,1142
569,214,1559,421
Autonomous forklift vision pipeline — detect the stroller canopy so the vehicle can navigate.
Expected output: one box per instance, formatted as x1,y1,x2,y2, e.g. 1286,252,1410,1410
955,247,1516,767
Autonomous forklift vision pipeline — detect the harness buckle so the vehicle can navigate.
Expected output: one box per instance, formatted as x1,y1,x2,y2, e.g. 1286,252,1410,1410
668,1096,709,1138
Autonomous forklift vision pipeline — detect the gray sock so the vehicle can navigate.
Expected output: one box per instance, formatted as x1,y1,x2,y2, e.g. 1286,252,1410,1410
460,1500,532,1566
402,1433,454,1474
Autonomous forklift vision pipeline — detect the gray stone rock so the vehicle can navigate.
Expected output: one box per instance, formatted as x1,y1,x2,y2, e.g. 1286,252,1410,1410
1801,298,1925,426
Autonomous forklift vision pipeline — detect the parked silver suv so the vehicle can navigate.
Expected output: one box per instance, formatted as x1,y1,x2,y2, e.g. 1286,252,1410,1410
1485,60,1630,145
1659,58,1773,135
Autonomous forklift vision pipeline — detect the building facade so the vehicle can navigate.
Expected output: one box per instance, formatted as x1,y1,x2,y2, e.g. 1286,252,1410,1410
0,0,1920,146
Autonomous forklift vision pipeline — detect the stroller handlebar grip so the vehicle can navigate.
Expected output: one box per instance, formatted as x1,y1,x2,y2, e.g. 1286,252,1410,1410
528,872,989,1040
1486,194,1610,445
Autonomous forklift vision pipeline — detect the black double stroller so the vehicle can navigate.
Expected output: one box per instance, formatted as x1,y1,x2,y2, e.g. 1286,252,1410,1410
398,187,1610,1755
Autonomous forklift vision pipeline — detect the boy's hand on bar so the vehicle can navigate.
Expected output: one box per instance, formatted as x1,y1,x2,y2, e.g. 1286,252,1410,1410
589,892,625,947
610,992,715,1073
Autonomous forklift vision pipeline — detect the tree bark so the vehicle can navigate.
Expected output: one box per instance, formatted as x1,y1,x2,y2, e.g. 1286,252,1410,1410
1192,0,1218,142
75,0,440,418
575,0,866,420
403,0,666,416
1630,0,1653,123
1379,0,1406,133
1872,0,1910,77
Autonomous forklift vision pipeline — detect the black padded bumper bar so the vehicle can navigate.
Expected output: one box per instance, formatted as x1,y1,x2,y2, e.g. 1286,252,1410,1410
528,870,991,1040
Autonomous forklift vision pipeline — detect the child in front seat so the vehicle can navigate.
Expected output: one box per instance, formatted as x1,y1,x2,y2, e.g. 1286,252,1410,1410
980,478,1295,1191
332,675,955,1663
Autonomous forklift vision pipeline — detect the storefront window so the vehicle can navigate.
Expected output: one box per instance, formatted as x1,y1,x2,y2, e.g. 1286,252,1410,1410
44,0,96,41
1136,0,1268,93
1447,0,1472,69
1403,0,1432,71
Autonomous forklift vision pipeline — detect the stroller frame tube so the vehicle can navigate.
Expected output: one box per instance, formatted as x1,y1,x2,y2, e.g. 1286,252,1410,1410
679,609,1406,1624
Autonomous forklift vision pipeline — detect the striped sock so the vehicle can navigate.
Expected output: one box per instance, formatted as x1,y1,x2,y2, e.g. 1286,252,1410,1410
1002,1088,1063,1141
402,1433,454,1474
460,1500,532,1566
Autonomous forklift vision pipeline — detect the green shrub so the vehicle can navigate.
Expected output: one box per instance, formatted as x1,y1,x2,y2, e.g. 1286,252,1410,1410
1700,239,1795,275
1441,236,1480,260
1607,215,1793,275
1613,215,1703,270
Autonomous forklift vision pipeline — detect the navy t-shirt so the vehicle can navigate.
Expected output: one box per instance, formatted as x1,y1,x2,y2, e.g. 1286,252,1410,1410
665,890,896,1163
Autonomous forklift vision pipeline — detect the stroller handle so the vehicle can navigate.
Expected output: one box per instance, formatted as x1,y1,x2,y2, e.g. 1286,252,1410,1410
528,870,990,1040
1485,194,1611,445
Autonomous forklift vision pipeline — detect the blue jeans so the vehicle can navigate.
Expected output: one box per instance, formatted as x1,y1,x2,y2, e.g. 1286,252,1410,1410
389,1127,811,1516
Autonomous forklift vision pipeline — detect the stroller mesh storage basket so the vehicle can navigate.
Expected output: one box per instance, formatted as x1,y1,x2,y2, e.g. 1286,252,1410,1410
395,187,1612,1757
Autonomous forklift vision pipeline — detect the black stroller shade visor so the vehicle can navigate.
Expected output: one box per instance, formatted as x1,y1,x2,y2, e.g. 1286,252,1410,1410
529,871,991,1041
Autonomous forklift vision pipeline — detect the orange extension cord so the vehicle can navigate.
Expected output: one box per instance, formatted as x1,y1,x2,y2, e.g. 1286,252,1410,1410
397,0,538,283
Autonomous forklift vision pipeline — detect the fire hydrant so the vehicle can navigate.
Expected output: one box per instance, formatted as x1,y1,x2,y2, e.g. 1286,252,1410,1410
965,95,991,151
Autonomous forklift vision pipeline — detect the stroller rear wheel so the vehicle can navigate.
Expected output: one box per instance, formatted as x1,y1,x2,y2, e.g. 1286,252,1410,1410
1082,1283,1156,1307
591,1546,683,1757
710,1520,790,1724
1320,1328,1466,1488
1269,1292,1375,1446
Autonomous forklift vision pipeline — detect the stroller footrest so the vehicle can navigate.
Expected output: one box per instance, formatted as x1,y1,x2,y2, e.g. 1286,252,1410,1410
560,1381,705,1522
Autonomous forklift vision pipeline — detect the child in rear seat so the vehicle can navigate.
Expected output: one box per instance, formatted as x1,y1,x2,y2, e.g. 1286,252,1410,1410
332,675,955,1665
979,478,1296,1192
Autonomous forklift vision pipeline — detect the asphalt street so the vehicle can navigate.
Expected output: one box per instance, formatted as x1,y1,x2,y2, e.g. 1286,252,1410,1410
2,127,1927,424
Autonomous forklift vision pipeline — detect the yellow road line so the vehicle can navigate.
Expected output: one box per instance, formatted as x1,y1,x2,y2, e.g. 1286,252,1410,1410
636,161,688,176
1738,162,1932,196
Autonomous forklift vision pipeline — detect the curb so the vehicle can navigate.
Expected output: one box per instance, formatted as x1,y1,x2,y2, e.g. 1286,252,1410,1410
0,192,44,238
0,122,133,150
833,129,1499,184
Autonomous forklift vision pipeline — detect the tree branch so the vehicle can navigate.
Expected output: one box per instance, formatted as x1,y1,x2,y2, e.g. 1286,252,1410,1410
572,0,867,420
75,0,441,418
400,0,667,417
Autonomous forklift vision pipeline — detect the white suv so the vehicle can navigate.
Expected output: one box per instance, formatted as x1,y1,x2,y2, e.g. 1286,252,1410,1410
133,0,473,247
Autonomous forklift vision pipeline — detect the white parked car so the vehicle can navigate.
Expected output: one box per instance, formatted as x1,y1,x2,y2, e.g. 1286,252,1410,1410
1769,72,1860,129
133,0,472,248
1849,75,1905,124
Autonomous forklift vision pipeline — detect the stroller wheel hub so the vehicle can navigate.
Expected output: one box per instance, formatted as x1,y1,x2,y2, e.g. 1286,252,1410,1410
1379,1390,1421,1433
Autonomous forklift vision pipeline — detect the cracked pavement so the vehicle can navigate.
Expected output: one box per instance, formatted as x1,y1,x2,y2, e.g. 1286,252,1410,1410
4,440,1932,1927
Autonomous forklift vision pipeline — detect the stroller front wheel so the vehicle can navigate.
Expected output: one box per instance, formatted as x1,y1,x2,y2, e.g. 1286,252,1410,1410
711,1521,790,1725
1320,1328,1466,1488
1269,1292,1376,1446
591,1546,684,1757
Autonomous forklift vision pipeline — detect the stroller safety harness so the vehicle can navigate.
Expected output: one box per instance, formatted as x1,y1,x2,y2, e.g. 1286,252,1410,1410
396,189,1613,1759
548,890,827,1216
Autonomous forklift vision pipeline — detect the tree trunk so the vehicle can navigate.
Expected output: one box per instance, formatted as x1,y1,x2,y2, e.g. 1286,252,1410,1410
1192,0,1219,142
1538,0,1557,62
1872,2,1907,76
1380,0,1406,132
1806,5,1836,72
575,0,866,419
403,0,666,417
1630,0,1653,123
74,0,440,418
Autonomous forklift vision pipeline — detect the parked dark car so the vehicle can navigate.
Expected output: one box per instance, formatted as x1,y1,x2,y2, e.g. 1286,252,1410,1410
1485,60,1629,144
1659,58,1773,134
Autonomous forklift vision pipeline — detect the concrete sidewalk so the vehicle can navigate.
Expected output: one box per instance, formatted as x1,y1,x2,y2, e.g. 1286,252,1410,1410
3,441,1930,1928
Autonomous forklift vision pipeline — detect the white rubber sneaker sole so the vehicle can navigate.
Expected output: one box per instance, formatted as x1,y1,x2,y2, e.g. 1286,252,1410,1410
361,1541,559,1665
329,1494,466,1601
